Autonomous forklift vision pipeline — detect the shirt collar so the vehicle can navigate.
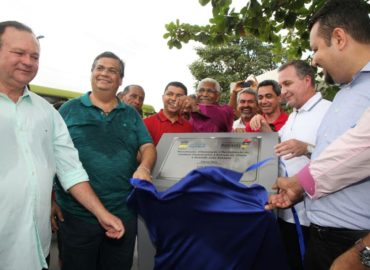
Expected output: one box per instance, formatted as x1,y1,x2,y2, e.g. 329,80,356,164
346,61,370,86
80,91,126,110
158,109,184,124
298,92,323,112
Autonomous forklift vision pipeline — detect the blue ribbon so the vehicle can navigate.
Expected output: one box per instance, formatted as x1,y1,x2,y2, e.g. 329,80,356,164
279,160,306,265
244,157,274,173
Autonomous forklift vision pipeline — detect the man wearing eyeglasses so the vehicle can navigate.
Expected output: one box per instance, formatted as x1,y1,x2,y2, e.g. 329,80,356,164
144,81,193,146
52,51,156,270
180,78,234,132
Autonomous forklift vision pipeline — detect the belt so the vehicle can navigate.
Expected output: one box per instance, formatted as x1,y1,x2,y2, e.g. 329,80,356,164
311,223,356,232
311,223,370,240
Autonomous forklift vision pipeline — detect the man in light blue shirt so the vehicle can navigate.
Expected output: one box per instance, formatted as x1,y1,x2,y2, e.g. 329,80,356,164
302,0,370,269
0,21,124,270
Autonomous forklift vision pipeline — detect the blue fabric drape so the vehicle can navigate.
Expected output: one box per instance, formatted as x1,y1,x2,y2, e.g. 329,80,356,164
128,166,289,270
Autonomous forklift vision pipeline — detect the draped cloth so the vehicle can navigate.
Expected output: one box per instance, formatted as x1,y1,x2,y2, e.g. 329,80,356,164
128,166,289,270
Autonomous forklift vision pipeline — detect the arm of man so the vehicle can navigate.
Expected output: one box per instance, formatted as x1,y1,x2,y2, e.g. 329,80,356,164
265,107,370,210
275,139,311,160
228,81,244,119
69,182,124,239
133,143,156,181
298,106,370,199
330,233,370,270
249,114,273,132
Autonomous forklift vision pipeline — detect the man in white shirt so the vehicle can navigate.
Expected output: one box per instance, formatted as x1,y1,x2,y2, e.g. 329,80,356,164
270,60,331,270
232,88,259,131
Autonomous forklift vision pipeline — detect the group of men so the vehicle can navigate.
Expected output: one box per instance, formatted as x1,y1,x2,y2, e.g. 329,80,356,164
1,0,369,269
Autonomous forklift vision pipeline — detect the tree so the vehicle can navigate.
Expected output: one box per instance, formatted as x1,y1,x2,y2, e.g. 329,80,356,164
164,0,370,60
164,0,370,101
189,35,281,103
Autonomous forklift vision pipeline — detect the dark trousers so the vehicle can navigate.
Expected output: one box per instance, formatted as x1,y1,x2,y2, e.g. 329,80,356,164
42,255,50,270
278,218,310,270
58,211,137,270
304,224,369,270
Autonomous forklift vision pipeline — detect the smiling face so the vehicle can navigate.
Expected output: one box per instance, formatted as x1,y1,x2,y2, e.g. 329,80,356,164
196,81,220,105
162,85,186,115
257,85,281,115
310,22,342,84
0,27,39,91
237,92,258,121
91,57,122,94
278,65,314,109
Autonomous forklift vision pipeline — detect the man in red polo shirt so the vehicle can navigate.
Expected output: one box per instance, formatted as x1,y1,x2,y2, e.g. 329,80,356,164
144,81,193,146
246,80,288,132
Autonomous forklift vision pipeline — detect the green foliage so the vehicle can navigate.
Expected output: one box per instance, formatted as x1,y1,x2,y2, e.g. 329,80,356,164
164,0,370,60
164,0,370,101
189,36,281,103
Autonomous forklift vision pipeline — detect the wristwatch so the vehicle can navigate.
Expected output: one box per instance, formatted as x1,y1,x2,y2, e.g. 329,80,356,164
305,144,314,158
355,238,370,267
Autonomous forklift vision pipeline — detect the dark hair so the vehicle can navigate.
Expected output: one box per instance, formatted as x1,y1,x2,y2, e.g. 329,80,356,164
164,81,188,95
308,0,370,45
257,80,281,96
0,21,34,47
91,51,125,79
278,60,316,88
122,84,145,95
237,88,258,103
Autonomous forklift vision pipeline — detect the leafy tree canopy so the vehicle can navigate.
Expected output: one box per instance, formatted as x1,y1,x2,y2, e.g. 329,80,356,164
189,35,281,103
164,0,370,61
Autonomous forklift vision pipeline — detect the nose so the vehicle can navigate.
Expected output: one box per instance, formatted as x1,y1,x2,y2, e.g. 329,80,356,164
21,55,37,66
281,86,288,97
311,57,318,68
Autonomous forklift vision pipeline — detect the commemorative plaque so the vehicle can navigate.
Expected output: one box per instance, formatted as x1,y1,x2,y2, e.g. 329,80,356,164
137,132,279,270
153,132,278,191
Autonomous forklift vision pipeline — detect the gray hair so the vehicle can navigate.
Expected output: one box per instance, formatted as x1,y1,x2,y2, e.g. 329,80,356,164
237,88,258,103
197,78,221,93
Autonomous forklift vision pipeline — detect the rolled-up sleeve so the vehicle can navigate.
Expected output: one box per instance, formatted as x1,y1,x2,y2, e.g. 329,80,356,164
52,109,89,191
298,107,370,199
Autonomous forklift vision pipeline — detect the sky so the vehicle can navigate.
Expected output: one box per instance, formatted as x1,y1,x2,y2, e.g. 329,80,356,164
3,0,246,111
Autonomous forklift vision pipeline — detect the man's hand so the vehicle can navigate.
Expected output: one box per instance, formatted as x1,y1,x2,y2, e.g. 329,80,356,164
50,199,64,232
178,95,199,113
69,182,125,239
230,81,245,94
233,127,246,133
133,166,152,181
249,114,272,132
275,139,309,160
96,212,125,239
265,176,305,210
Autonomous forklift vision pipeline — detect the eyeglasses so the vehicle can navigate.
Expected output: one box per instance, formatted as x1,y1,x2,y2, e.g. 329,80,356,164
94,65,120,76
196,88,218,94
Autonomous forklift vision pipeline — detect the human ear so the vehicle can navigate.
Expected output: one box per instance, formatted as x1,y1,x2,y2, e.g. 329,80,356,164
331,27,347,50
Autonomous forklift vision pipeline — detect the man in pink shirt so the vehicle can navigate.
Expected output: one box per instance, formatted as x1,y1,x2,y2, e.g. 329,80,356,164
180,78,234,132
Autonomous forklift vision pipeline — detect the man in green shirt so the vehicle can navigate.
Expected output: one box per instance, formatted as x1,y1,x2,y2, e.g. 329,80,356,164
54,51,156,270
